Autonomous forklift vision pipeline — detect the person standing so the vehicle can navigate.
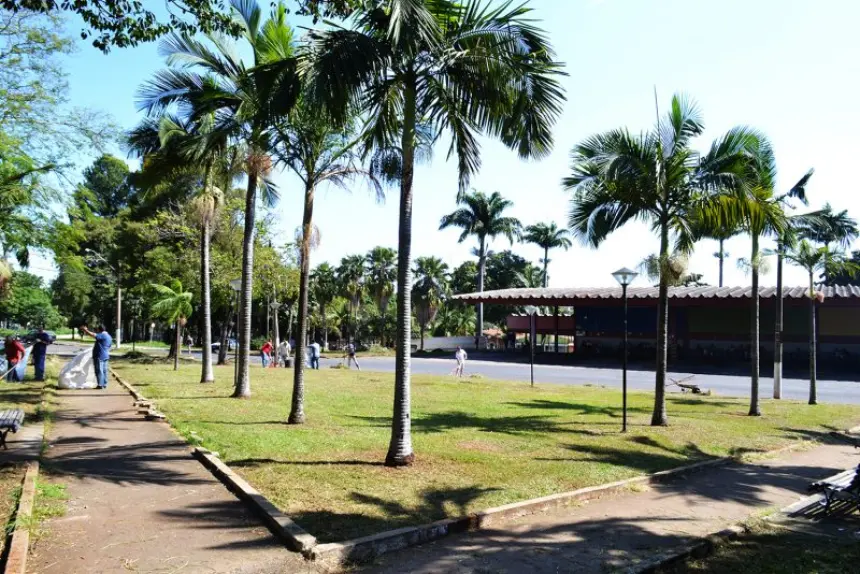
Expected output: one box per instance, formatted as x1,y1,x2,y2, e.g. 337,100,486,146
260,340,273,368
308,340,321,370
32,327,52,381
344,342,361,371
453,346,468,378
277,339,291,368
4,336,25,382
81,325,112,389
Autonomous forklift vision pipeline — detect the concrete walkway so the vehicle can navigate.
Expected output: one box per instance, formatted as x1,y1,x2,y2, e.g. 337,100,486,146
365,441,859,573
28,387,319,574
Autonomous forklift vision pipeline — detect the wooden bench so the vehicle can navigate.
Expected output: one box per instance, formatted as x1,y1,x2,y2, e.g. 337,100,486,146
0,409,24,450
809,466,860,513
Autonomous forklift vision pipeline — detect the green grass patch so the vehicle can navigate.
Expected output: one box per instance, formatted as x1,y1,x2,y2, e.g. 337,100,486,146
111,361,860,543
663,520,860,573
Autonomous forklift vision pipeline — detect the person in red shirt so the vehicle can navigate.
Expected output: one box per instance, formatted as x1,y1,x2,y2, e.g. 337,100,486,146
4,336,25,382
260,340,273,368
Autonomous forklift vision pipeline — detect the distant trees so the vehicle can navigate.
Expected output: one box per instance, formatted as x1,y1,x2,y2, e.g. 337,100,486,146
150,280,193,371
412,257,450,351
522,223,571,287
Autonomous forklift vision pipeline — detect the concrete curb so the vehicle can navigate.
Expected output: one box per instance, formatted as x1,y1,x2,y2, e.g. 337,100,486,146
192,447,318,554
4,461,39,574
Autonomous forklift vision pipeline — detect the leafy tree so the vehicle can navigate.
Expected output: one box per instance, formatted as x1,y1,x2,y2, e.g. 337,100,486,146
310,263,338,350
139,0,300,398
823,251,860,285
522,222,571,287
302,0,565,467
783,241,858,404
440,190,521,344
51,265,93,332
150,280,193,371
799,203,858,250
1,271,65,328
75,154,132,217
450,261,478,296
366,247,397,345
565,94,757,426
412,256,449,351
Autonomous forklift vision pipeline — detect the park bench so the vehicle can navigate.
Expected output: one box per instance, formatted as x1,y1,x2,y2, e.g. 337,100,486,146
809,465,860,513
0,409,25,450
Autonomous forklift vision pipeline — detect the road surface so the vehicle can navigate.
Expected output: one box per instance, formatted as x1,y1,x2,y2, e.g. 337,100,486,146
52,342,860,404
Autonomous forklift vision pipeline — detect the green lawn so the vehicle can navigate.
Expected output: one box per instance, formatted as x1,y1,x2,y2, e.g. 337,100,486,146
112,361,860,542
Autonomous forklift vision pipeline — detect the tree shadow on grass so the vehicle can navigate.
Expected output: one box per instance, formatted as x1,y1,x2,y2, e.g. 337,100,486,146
350,411,574,435
229,458,384,468
503,400,650,419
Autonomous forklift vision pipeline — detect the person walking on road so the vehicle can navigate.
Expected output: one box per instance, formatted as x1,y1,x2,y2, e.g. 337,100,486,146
344,342,360,370
308,340,321,370
4,335,25,382
452,346,468,378
32,327,52,381
277,339,291,368
81,325,112,389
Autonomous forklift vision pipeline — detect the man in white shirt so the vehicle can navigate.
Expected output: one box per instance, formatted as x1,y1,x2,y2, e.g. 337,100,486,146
277,339,291,367
309,341,321,370
453,346,467,378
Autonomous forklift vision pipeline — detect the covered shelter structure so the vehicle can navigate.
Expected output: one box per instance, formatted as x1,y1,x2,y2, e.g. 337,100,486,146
452,285,860,372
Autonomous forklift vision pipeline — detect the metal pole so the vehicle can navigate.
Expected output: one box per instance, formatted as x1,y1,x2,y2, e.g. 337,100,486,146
774,246,784,399
233,291,239,386
116,280,122,348
622,283,629,433
530,312,536,387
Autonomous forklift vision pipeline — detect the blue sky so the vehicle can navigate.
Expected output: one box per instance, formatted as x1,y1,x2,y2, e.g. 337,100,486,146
34,0,860,289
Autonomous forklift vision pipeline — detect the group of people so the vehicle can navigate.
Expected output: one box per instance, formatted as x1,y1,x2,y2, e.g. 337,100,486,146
257,339,361,371
3,328,53,382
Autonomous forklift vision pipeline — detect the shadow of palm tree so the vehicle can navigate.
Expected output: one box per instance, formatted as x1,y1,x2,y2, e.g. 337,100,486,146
350,411,573,435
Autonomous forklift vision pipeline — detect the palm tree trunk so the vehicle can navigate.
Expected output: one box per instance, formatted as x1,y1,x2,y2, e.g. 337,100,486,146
386,75,417,467
651,219,670,426
476,237,486,349
321,302,328,351
543,246,549,288
718,238,725,288
749,234,761,416
200,219,215,383
233,170,258,398
289,181,315,425
808,271,817,405
773,241,784,399
173,320,180,371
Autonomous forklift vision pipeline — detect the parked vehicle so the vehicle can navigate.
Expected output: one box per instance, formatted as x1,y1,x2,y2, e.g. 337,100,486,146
21,330,57,345
211,338,237,353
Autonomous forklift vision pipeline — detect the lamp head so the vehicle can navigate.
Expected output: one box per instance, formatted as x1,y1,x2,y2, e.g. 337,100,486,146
612,267,639,287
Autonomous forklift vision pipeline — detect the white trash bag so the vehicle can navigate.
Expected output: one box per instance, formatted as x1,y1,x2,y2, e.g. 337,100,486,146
58,350,98,389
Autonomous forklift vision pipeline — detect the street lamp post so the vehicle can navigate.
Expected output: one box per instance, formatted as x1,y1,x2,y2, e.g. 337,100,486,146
229,279,242,388
270,301,281,348
612,267,639,433
85,248,122,348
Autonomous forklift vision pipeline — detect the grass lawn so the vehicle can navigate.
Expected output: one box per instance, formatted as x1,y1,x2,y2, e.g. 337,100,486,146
112,360,860,542
663,520,860,573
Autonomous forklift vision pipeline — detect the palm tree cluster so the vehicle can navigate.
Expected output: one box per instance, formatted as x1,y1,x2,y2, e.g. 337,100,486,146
565,93,858,424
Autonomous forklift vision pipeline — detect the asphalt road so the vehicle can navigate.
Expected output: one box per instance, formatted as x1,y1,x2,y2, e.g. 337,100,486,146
52,342,860,404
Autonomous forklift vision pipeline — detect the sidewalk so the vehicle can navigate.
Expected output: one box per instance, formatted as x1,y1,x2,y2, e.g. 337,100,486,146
365,441,859,573
28,387,319,574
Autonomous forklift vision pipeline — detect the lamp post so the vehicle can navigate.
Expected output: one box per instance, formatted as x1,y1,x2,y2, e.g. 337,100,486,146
229,279,242,387
270,301,281,349
127,297,141,353
612,267,639,433
85,248,122,348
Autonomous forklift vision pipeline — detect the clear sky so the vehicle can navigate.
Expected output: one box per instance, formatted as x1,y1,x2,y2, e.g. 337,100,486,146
35,0,860,290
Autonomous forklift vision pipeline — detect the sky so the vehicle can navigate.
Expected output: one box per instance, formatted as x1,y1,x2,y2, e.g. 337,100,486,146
29,0,860,290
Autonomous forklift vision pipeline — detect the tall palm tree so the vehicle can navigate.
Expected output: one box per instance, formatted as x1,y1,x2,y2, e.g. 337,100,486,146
274,100,383,425
338,254,367,342
522,222,571,287
737,138,788,416
783,241,857,405
366,246,397,346
800,203,859,250
440,190,521,344
302,0,564,467
138,0,300,398
310,263,339,351
151,280,193,371
412,256,450,350
564,93,756,426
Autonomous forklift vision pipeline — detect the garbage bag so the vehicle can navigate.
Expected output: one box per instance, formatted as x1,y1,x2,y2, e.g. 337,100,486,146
58,350,98,389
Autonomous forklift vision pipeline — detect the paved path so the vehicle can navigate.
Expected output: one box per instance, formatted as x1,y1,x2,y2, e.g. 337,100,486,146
28,387,319,574
365,442,859,573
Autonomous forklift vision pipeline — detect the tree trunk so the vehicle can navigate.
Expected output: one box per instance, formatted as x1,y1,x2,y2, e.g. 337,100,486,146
200,219,215,383
651,218,670,426
321,302,328,351
173,320,180,371
718,238,725,288
476,237,486,349
290,181,315,425
749,234,761,416
543,246,549,288
419,321,425,351
217,318,228,365
808,271,818,405
233,170,258,398
386,75,417,467
773,241,784,399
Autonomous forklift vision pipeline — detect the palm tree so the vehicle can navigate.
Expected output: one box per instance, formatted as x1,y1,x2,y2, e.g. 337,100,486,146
440,190,521,345
138,0,300,398
800,203,859,250
338,254,366,342
564,93,756,426
639,252,693,287
151,280,193,371
274,100,383,425
310,263,339,351
737,138,788,416
522,222,571,287
366,247,397,346
413,256,450,350
302,0,564,467
783,241,857,404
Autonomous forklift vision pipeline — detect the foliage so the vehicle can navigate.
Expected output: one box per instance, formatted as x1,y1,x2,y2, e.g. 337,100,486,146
0,271,65,329
522,221,571,286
